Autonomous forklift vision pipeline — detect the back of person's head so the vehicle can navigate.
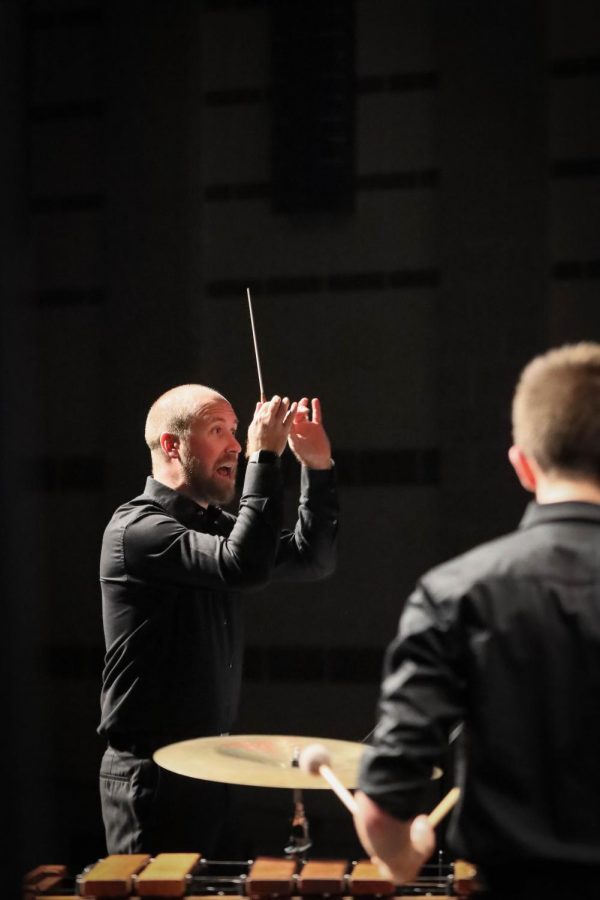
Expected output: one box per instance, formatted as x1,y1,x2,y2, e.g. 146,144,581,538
512,342,600,483
144,384,226,455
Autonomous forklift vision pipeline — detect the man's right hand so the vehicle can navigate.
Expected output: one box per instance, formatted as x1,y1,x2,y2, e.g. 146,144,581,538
246,395,297,457
353,792,435,886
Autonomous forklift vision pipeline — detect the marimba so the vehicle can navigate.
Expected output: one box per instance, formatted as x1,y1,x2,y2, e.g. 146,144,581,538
24,736,470,898
23,854,481,899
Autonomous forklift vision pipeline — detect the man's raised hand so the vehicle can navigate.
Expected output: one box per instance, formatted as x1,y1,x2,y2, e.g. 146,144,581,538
288,397,332,470
247,395,297,457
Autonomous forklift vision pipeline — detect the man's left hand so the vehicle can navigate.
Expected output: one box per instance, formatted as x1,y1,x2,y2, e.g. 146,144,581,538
287,397,332,470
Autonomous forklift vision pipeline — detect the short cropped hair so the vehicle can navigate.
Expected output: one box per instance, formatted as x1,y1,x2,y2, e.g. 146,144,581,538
144,384,225,453
512,342,600,481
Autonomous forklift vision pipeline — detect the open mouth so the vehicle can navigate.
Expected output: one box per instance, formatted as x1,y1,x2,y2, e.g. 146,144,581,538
216,464,236,480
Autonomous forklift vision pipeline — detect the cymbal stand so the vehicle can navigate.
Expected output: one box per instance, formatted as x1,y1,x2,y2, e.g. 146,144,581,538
284,788,311,857
284,749,311,857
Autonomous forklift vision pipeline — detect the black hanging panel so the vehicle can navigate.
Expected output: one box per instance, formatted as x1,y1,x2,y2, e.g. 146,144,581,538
269,0,356,213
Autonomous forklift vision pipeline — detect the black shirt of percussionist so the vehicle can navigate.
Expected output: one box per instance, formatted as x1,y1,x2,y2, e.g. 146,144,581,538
98,457,338,753
358,501,600,872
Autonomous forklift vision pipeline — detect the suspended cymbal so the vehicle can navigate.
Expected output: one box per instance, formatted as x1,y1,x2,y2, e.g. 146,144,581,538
154,734,361,788
154,734,442,789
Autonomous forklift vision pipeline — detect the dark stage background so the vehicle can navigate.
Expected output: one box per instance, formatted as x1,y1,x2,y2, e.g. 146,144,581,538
2,0,600,892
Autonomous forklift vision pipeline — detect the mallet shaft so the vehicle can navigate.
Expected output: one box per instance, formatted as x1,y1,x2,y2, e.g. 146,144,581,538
427,787,460,828
319,764,359,815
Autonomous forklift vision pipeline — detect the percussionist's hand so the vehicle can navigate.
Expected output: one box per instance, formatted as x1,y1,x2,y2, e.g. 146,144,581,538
378,816,435,885
246,395,297,457
353,793,435,886
287,397,332,469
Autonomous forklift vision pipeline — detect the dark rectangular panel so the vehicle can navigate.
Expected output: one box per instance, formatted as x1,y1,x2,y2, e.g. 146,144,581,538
550,56,600,77
551,158,600,177
243,645,384,683
237,447,440,488
269,0,355,213
206,268,440,298
33,288,105,307
553,260,600,279
30,193,103,213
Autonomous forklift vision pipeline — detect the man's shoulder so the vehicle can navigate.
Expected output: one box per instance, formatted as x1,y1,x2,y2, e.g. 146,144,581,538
420,527,528,601
104,490,173,537
100,490,181,580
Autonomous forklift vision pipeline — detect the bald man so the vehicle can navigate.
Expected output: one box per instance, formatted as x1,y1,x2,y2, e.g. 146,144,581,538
98,386,338,856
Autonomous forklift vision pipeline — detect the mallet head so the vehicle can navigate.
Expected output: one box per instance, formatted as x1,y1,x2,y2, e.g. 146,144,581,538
299,743,331,775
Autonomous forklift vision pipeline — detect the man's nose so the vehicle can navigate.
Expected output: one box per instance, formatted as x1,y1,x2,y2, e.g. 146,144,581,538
228,434,242,454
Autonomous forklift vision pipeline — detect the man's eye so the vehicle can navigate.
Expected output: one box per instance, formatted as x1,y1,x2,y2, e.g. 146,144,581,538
212,426,222,435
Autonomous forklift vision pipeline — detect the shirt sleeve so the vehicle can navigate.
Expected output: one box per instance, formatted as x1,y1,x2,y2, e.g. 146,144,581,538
358,583,466,820
122,459,284,590
271,464,339,581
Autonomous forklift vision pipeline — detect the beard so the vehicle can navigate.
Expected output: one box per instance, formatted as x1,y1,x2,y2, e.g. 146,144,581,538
180,453,237,506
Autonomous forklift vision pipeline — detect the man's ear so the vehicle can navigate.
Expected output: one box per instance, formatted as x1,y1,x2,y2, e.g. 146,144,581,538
159,432,180,459
508,445,537,493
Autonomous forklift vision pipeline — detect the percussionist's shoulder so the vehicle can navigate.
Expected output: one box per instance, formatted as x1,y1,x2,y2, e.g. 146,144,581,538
419,526,528,602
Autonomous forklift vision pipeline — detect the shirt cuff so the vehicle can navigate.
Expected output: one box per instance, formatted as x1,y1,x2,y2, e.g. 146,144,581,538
248,450,280,465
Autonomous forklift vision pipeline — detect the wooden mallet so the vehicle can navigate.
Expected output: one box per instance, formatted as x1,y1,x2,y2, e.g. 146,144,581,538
299,743,358,814
299,743,460,826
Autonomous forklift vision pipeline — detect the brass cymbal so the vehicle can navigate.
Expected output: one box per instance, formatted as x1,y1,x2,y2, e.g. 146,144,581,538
153,734,442,789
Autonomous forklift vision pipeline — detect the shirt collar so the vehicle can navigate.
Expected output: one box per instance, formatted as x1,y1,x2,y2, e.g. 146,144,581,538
142,476,222,527
519,499,600,530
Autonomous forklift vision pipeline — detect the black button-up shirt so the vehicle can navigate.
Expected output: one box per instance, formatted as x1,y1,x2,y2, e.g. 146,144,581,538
359,501,600,870
98,461,338,754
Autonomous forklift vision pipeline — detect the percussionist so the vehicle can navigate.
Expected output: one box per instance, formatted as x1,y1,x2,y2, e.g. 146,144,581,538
354,344,600,898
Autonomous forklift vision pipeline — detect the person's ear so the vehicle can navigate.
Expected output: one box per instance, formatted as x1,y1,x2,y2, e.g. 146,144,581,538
160,432,180,459
508,445,537,492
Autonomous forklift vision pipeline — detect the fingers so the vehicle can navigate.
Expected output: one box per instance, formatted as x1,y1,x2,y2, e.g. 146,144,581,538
311,397,322,425
292,397,323,424
263,396,322,423
294,397,310,424
249,395,325,460
265,395,291,423
283,401,298,425
247,395,297,456
410,816,436,859
254,395,296,428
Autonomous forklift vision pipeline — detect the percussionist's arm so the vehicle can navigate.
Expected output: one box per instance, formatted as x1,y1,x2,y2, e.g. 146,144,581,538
353,584,464,883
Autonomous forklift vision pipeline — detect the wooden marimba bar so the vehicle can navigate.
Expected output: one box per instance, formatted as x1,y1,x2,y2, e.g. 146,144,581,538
23,854,481,899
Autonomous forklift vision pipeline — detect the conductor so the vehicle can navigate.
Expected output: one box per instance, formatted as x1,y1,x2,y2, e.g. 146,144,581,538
98,385,338,856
